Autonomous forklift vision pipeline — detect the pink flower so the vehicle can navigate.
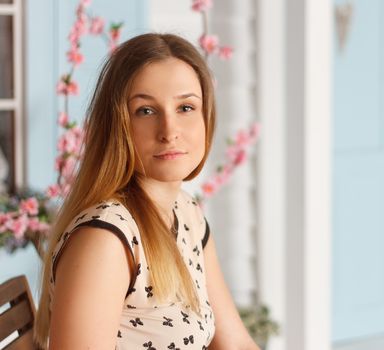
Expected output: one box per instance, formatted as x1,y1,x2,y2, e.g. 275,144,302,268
56,77,79,96
6,215,29,240
67,81,79,95
226,144,240,162
58,112,69,127
20,197,39,216
28,217,40,231
202,181,217,197
234,149,247,166
192,0,213,12
89,17,105,35
81,0,92,7
0,212,11,233
219,46,233,60
110,28,121,41
58,129,79,154
199,34,219,55
62,157,77,181
236,129,251,147
28,218,50,232
47,184,61,198
67,49,84,66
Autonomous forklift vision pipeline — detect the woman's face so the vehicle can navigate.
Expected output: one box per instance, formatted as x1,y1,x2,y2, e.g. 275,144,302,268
128,57,206,183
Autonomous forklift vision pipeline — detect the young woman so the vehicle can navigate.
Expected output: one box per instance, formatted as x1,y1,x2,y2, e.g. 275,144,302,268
34,33,260,350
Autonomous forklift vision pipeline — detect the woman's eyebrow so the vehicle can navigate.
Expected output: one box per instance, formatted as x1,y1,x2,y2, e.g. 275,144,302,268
175,93,201,100
129,93,155,102
129,92,201,102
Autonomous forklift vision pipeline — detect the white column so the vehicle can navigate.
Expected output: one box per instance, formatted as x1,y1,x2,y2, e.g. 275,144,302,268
258,0,332,349
257,0,286,348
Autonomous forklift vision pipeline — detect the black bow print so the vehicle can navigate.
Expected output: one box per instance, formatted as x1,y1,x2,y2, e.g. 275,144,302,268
196,263,203,273
115,214,127,221
117,330,122,338
96,204,110,209
136,263,141,276
162,316,173,327
189,258,193,267
167,343,180,350
75,214,86,223
143,341,156,350
182,238,187,244
63,231,70,241
129,317,143,327
193,245,200,256
195,279,200,289
132,236,139,246
184,224,190,231
181,310,190,324
91,215,100,219
145,286,153,297
197,320,204,331
183,335,194,345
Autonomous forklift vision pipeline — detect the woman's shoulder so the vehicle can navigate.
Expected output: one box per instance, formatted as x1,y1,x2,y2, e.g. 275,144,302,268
51,199,139,287
65,198,137,234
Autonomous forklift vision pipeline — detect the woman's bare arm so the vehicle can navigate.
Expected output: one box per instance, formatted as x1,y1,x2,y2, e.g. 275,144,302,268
204,235,260,350
49,227,131,350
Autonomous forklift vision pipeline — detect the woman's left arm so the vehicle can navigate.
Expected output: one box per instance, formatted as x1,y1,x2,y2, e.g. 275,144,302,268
204,234,261,350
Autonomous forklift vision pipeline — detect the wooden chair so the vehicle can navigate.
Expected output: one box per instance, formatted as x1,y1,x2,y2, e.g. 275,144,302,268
0,275,37,350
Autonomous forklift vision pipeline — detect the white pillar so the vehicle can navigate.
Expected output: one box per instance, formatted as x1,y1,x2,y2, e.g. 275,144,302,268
258,0,332,349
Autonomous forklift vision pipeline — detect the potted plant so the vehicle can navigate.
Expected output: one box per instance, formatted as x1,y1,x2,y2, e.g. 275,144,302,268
238,303,280,350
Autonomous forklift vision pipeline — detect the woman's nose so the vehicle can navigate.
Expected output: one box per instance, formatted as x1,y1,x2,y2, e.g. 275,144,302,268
157,113,179,143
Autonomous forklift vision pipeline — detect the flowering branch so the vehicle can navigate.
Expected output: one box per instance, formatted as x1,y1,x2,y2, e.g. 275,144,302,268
191,0,260,203
192,0,233,60
48,0,123,199
196,123,260,205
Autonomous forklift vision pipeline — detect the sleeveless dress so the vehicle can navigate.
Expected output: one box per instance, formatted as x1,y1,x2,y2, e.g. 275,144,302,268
48,190,215,349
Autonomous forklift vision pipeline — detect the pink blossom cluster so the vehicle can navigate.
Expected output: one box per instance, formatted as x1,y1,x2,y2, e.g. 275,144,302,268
199,34,233,60
193,0,233,60
51,0,122,200
0,198,50,240
198,123,260,201
191,0,213,12
47,113,84,199
56,74,79,96
57,0,123,96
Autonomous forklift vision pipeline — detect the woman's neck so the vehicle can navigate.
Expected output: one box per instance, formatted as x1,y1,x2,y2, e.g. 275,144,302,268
137,177,182,227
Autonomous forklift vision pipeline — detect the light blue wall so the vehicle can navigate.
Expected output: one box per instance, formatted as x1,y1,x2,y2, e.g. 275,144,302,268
1,0,148,305
332,0,384,342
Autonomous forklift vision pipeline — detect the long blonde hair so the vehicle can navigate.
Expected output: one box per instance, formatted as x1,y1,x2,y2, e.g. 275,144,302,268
33,33,216,349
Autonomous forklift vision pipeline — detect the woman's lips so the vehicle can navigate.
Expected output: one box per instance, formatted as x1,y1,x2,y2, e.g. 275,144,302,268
153,151,186,160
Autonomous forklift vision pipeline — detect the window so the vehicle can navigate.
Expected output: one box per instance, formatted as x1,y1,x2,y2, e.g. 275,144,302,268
0,0,23,193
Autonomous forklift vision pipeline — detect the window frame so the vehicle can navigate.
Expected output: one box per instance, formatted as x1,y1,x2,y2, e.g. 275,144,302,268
0,0,24,192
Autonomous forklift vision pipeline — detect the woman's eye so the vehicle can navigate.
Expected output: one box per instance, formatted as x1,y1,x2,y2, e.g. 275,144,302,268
136,107,154,116
179,104,194,113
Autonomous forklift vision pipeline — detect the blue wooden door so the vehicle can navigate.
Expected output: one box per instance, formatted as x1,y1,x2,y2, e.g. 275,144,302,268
333,0,384,342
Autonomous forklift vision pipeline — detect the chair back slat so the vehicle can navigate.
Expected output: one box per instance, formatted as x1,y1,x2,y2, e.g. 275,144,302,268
4,328,35,350
0,277,27,307
0,299,34,340
0,276,37,349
